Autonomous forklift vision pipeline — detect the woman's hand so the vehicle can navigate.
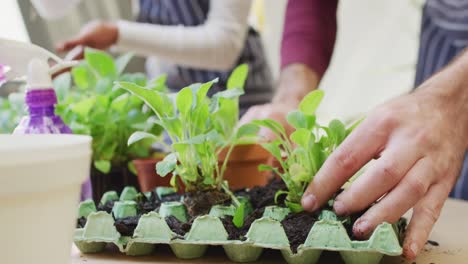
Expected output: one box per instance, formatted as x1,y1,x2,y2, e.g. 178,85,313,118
56,21,118,58
301,51,468,260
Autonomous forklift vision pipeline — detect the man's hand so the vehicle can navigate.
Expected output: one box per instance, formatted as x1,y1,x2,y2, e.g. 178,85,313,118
56,21,118,58
240,64,320,140
301,52,468,260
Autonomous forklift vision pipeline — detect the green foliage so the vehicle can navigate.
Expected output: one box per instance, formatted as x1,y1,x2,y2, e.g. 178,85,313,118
56,48,166,173
120,64,256,192
253,90,359,212
0,94,24,133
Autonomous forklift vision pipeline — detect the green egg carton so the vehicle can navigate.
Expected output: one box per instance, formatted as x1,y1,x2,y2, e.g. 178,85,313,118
74,187,403,264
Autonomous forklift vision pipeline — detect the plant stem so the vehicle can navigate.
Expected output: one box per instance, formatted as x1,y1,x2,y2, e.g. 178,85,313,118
218,142,236,188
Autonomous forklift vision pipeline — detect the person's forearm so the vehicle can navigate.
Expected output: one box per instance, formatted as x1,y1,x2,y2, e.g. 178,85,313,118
418,49,468,144
280,0,338,78
115,0,251,71
273,64,320,105
276,0,338,105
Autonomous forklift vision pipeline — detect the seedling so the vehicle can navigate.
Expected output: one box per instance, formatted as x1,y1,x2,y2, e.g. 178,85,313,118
119,64,258,195
253,90,361,212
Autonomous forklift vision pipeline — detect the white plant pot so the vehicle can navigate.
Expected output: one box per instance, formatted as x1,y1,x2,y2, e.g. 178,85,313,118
0,134,92,264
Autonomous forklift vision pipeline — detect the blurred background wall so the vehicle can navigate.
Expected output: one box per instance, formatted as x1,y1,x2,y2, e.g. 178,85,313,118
1,0,425,122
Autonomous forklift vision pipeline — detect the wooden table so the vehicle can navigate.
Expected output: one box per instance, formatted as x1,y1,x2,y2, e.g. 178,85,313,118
71,199,468,264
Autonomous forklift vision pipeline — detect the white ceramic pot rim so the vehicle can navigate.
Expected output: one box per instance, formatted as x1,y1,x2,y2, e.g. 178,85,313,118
0,134,92,197
0,134,92,167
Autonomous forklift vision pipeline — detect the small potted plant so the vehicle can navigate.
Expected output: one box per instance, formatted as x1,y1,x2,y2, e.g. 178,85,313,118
55,48,165,202
125,64,272,193
119,64,262,216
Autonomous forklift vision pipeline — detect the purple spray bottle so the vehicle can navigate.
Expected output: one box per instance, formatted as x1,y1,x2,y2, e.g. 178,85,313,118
13,59,73,134
0,38,92,200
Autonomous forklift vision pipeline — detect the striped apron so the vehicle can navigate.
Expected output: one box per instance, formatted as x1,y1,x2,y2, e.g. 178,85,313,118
415,0,468,200
138,0,273,113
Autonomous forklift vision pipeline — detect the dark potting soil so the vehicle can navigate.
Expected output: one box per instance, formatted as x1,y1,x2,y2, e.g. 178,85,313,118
221,208,265,240
184,190,231,217
246,178,287,209
97,200,115,213
426,240,439,246
76,216,87,228
114,216,141,236
281,211,318,253
342,210,367,241
165,216,193,237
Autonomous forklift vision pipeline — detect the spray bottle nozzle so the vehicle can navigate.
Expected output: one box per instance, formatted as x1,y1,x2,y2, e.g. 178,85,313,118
0,38,79,86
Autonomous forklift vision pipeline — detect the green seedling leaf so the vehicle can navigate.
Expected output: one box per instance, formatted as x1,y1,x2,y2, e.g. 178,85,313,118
72,65,94,90
176,87,193,118
111,93,129,112
346,116,365,136
285,201,304,213
299,90,324,115
258,164,274,172
147,74,168,91
286,110,307,129
94,160,111,174
85,48,117,78
233,202,246,228
213,87,244,100
274,190,289,204
128,131,159,146
120,73,147,87
290,128,311,148
227,64,248,90
71,97,96,118
235,123,259,140
117,82,174,118
156,153,177,177
115,53,134,75
260,140,283,162
252,119,287,140
128,161,137,175
329,119,346,145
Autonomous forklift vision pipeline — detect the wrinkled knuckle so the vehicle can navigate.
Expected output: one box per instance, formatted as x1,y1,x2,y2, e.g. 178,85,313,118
416,206,440,224
373,108,399,130
380,163,401,180
333,149,358,172
414,129,433,146
407,177,428,197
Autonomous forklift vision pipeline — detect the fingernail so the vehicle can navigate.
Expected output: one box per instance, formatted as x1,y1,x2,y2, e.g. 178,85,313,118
333,200,347,215
410,243,419,256
353,219,371,238
301,194,317,211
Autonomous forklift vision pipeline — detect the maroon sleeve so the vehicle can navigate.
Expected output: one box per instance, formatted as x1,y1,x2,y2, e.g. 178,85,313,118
280,0,338,77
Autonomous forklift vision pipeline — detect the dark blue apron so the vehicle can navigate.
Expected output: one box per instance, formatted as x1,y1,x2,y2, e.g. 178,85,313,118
415,0,468,200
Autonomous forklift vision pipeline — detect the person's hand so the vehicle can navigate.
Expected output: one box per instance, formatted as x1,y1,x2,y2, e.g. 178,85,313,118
239,101,298,140
301,58,468,260
56,21,118,59
239,64,320,140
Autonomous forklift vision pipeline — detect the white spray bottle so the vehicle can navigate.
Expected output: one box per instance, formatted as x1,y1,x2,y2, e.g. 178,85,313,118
0,38,78,133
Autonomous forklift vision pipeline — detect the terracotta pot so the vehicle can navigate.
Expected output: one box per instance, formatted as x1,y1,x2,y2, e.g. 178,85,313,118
133,158,171,192
219,144,272,189
133,144,272,192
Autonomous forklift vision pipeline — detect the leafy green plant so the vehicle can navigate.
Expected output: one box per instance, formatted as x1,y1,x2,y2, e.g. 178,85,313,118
56,48,165,174
119,64,258,193
0,93,24,133
253,90,361,212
